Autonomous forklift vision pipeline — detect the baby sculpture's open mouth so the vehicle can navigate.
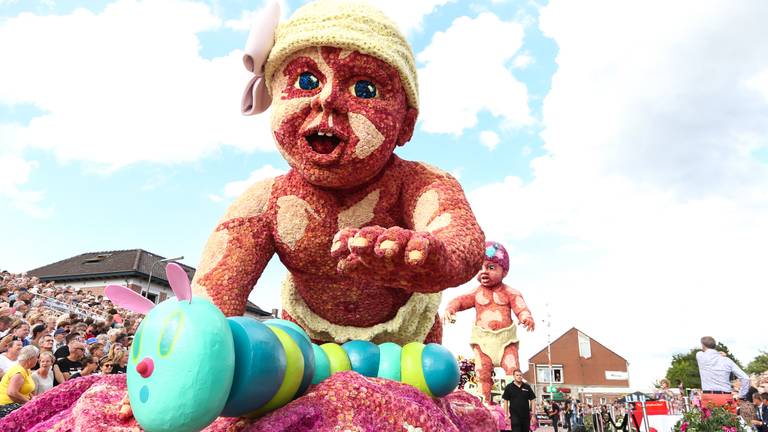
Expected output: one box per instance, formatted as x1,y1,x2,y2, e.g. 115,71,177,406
307,132,341,154
302,128,347,166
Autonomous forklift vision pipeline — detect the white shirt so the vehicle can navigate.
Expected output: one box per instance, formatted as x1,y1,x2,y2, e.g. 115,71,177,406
0,354,17,374
32,369,54,395
695,349,749,397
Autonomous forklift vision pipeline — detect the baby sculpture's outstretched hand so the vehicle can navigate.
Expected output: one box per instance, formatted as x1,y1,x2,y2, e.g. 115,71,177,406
331,225,447,289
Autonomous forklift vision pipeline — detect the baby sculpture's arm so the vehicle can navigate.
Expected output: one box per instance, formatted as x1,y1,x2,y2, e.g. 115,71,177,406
504,286,535,331
333,163,484,292
444,288,479,322
191,178,277,316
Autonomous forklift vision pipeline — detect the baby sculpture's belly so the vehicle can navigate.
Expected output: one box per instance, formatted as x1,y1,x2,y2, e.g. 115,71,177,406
292,273,412,327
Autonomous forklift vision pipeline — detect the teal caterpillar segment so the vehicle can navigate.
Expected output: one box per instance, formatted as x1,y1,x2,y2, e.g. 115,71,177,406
126,297,458,432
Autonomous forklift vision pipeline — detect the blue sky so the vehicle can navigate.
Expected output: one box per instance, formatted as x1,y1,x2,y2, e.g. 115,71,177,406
2,0,768,389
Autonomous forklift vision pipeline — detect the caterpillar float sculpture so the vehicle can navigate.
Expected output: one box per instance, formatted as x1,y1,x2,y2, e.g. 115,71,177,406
105,263,460,432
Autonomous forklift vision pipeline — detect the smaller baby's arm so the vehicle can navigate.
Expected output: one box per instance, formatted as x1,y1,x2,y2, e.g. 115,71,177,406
504,286,535,331
445,289,478,316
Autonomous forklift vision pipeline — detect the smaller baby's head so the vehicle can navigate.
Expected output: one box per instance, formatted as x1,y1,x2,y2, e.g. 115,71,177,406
261,0,419,188
477,241,509,287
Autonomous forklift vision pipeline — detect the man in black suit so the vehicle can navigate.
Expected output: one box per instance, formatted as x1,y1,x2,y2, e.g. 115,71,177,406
753,393,767,432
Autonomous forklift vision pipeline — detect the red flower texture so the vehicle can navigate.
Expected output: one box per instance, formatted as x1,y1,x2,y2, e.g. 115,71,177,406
680,422,688,432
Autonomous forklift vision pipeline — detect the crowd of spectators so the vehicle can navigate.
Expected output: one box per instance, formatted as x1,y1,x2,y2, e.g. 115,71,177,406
0,271,143,418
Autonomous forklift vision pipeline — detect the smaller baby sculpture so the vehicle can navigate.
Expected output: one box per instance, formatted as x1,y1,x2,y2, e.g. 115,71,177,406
444,241,534,404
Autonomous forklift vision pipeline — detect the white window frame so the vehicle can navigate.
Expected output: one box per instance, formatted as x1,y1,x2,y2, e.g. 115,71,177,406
536,365,564,384
578,331,592,359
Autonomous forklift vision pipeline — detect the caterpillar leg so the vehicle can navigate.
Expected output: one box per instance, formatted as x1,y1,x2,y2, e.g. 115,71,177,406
472,343,493,404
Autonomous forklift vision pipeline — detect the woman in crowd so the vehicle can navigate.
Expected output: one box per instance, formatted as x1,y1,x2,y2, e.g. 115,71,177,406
104,343,124,367
88,341,105,360
0,345,39,418
31,351,54,395
113,351,128,374
98,358,114,375
28,324,47,347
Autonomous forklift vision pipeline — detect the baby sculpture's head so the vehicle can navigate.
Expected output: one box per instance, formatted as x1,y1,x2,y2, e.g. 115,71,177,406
261,0,419,188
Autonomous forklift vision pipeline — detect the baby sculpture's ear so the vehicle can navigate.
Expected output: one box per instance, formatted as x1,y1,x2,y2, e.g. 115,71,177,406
396,107,418,147
105,285,156,315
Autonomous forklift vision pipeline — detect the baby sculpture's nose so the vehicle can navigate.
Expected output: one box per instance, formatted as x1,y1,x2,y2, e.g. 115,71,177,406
136,357,154,378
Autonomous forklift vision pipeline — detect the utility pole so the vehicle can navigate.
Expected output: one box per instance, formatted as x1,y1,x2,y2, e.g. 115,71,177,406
545,303,553,397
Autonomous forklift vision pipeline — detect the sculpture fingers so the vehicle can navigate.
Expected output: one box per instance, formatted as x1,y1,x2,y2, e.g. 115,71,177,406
404,232,433,266
347,226,386,259
330,227,358,259
373,226,412,259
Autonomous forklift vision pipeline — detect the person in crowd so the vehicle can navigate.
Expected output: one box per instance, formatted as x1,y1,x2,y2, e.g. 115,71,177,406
98,358,114,375
54,332,83,359
112,350,128,374
696,336,749,410
0,321,30,349
69,356,98,379
104,343,125,369
564,401,573,430
0,338,23,378
0,345,39,418
52,328,68,352
88,341,105,360
53,341,85,384
752,393,767,432
502,369,536,432
28,324,47,347
31,351,54,396
0,316,12,339
549,400,561,432
37,335,54,354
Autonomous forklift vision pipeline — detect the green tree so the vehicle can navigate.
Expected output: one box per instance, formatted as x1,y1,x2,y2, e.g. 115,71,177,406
665,342,743,389
746,351,768,375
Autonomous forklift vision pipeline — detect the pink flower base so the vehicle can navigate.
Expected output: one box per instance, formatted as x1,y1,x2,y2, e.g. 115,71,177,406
0,372,496,432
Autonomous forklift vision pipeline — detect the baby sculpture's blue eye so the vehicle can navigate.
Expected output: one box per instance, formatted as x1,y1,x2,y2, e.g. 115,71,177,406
132,325,143,361
352,80,377,99
158,310,184,357
296,72,320,90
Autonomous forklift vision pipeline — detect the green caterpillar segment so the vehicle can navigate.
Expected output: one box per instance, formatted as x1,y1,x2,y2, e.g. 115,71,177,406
400,342,433,397
320,343,352,374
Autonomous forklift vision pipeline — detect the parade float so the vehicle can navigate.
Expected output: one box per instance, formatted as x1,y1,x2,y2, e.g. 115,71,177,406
0,1,512,430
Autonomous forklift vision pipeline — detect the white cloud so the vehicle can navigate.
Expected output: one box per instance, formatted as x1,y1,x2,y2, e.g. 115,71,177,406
0,0,275,171
224,0,289,31
512,52,534,69
209,164,286,202
0,152,49,218
417,12,532,135
479,130,501,151
445,0,768,389
366,0,453,35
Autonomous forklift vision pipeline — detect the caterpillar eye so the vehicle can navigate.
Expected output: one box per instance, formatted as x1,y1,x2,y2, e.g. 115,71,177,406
132,324,143,361
158,310,184,357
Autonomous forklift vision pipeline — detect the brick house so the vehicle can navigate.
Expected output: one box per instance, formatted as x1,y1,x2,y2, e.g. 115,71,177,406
523,327,631,405
27,249,275,320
